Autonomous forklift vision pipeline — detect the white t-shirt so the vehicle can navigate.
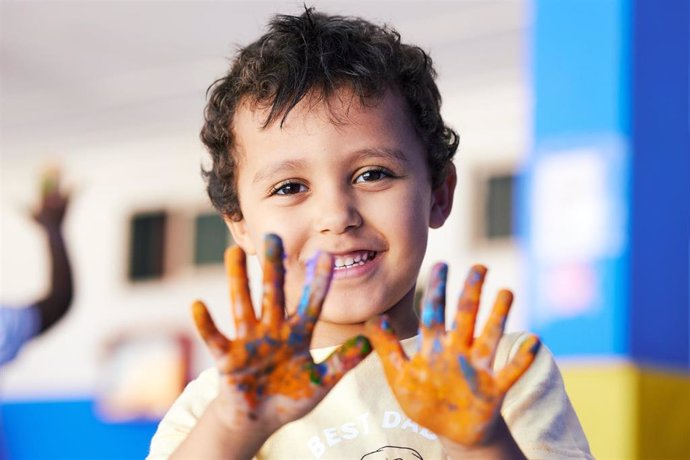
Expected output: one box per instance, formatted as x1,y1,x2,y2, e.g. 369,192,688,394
148,332,592,459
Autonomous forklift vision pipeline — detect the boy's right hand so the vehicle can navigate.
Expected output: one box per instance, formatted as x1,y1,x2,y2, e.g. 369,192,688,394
191,234,371,443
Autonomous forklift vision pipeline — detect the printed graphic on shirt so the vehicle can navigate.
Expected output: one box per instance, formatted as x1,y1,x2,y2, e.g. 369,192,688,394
304,409,436,459
361,445,423,459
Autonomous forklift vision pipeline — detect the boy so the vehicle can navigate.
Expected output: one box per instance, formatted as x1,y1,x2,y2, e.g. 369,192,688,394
149,8,592,459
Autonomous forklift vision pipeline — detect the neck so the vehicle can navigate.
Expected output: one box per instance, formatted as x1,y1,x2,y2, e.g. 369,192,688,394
309,287,420,348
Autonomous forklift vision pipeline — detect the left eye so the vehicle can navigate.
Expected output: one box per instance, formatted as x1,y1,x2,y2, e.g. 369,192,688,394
355,169,390,183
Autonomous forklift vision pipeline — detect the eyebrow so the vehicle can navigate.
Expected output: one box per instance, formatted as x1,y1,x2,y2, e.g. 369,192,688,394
251,147,410,185
252,158,309,184
352,147,410,166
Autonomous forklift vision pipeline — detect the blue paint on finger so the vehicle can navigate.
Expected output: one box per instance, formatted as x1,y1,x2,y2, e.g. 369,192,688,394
380,316,393,332
308,361,328,385
421,263,447,327
529,338,542,355
264,234,283,260
297,253,319,316
468,271,482,285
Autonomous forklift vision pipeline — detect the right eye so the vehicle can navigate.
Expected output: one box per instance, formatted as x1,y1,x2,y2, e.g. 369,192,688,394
270,181,308,196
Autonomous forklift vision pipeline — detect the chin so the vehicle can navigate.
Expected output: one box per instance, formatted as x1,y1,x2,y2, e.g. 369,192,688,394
324,290,399,324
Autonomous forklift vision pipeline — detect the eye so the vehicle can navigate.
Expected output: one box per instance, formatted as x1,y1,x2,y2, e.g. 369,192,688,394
354,168,392,183
270,181,307,196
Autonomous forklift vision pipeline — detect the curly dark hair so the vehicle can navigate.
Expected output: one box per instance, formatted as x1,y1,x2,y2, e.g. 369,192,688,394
200,7,459,221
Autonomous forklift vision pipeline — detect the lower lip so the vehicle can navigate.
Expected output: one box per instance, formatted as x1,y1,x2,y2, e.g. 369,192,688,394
331,254,381,280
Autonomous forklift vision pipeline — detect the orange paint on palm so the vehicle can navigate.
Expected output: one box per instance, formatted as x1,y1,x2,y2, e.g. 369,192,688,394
367,263,540,446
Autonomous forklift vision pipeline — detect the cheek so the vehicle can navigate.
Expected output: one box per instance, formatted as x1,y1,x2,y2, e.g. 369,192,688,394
244,208,303,253
373,188,431,239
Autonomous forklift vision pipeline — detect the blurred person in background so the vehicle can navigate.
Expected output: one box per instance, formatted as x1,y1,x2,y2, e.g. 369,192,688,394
0,169,73,366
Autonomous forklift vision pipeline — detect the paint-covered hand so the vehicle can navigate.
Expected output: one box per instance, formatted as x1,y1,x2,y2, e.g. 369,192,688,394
366,264,540,447
192,234,371,436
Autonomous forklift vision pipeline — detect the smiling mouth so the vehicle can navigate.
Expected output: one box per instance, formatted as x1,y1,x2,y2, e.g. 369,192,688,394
333,251,377,270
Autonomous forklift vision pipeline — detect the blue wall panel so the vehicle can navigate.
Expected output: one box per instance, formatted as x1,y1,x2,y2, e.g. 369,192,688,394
534,0,630,138
524,0,632,357
1,400,158,460
629,0,690,369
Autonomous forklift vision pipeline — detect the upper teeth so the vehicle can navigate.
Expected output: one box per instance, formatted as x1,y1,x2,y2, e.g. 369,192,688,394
334,251,375,269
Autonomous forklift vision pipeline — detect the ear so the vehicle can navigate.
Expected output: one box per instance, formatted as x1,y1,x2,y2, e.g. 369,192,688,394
224,216,257,255
429,162,457,229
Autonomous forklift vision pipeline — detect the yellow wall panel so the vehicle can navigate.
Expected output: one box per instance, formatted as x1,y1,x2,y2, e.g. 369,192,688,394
637,368,690,460
560,363,690,460
560,363,638,460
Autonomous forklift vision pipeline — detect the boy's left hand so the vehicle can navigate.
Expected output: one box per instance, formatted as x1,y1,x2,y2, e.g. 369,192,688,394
366,264,540,447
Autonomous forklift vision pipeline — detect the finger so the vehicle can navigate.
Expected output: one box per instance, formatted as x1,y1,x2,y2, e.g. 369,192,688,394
261,234,286,335
293,251,333,330
496,335,541,394
191,300,230,359
226,246,257,338
419,263,448,356
471,289,513,369
451,265,487,348
365,315,408,376
311,335,372,388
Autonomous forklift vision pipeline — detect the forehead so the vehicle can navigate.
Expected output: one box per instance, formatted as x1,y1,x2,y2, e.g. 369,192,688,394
231,88,423,162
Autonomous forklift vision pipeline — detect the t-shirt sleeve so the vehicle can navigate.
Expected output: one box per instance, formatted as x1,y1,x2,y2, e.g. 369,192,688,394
496,332,594,459
494,333,593,459
146,367,220,460
0,304,41,366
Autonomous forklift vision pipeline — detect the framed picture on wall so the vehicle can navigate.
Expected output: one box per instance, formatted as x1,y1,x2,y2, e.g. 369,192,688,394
96,329,192,422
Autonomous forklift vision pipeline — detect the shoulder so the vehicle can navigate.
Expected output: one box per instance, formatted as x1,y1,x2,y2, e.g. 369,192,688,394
496,332,594,459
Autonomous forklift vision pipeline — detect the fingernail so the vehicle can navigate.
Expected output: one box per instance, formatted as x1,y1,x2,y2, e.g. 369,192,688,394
342,335,372,357
305,251,320,282
380,315,393,332
527,336,541,355
309,362,328,385
431,263,447,299
468,265,487,286
264,234,283,262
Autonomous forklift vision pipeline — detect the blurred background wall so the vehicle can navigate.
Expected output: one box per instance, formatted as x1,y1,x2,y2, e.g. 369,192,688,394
0,1,687,459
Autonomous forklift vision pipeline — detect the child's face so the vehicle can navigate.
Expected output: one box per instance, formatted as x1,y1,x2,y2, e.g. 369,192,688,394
226,89,454,344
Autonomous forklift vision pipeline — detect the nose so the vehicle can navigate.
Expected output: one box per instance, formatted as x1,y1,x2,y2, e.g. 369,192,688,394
315,187,363,235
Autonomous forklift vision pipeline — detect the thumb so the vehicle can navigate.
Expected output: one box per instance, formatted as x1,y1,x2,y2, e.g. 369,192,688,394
366,315,408,377
496,335,541,394
313,335,371,389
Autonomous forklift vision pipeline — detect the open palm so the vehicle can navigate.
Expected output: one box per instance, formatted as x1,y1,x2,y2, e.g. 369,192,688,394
367,264,540,446
192,234,371,432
